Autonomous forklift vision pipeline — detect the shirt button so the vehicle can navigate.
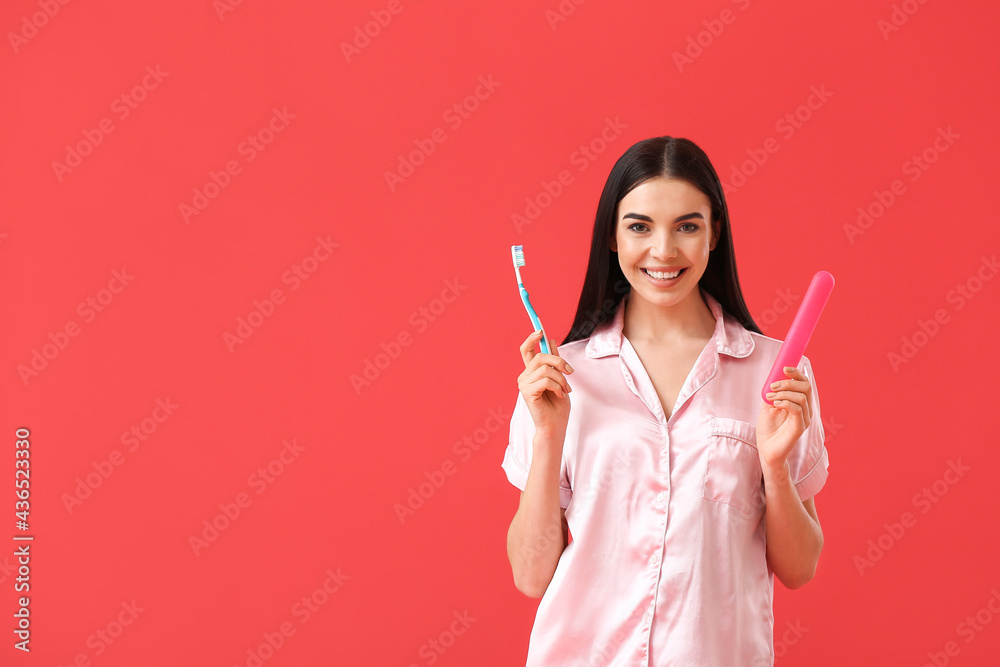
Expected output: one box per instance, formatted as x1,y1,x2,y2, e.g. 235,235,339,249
643,610,650,622
656,491,666,504
650,552,659,564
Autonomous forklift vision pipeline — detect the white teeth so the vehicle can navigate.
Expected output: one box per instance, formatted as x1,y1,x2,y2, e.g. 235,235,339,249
644,268,683,280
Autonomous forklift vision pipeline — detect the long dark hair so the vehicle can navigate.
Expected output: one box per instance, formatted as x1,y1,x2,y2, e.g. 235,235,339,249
561,136,761,345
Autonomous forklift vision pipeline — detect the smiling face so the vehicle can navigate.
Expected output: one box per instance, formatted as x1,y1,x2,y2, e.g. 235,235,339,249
610,177,721,308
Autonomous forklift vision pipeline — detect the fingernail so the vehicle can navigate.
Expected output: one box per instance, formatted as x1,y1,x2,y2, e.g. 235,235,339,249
566,363,574,373
770,381,780,389
784,366,795,372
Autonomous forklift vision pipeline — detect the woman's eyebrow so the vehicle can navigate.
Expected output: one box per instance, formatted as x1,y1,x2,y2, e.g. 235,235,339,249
621,212,705,223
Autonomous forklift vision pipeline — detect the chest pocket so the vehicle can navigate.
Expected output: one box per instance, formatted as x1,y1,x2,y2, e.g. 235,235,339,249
703,416,766,518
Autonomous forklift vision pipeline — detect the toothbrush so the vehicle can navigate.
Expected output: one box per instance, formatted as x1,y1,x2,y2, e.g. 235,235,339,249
511,244,552,354
762,270,835,406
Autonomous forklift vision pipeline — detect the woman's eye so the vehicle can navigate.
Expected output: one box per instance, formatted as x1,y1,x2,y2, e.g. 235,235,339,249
627,222,698,232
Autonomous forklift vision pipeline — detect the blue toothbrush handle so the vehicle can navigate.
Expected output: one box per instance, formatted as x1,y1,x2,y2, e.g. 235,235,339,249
519,286,550,354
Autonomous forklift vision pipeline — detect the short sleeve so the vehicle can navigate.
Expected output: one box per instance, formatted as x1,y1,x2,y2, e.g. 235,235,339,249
786,354,830,501
500,391,573,509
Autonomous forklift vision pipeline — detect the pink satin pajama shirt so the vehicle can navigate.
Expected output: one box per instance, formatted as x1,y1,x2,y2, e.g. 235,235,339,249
501,287,830,666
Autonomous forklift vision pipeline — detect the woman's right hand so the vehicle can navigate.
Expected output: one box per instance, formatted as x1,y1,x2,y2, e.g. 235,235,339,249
518,330,573,440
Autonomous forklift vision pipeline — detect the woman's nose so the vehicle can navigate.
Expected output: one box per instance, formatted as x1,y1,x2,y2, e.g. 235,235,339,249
651,233,676,258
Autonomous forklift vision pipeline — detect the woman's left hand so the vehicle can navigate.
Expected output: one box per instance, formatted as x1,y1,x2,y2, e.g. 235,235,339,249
756,366,813,470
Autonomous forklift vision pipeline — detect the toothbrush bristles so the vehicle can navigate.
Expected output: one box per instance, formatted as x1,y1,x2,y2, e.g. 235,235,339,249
512,245,525,267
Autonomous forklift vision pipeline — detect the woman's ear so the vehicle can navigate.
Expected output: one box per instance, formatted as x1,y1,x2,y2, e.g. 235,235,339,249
710,219,721,251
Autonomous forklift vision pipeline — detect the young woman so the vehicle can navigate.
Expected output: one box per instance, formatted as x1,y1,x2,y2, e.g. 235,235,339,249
502,136,829,666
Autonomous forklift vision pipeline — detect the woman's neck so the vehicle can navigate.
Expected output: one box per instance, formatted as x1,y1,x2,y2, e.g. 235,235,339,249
622,288,716,346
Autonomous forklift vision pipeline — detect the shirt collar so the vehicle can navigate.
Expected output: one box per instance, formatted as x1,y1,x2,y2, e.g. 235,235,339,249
585,286,754,359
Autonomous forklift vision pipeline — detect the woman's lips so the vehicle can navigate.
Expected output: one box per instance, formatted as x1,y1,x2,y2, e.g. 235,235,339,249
641,267,687,284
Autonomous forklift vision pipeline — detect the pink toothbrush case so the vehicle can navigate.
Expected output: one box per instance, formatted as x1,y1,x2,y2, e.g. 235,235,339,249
762,271,835,406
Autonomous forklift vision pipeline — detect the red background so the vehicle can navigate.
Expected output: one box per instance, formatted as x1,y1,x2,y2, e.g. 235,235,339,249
2,0,998,664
